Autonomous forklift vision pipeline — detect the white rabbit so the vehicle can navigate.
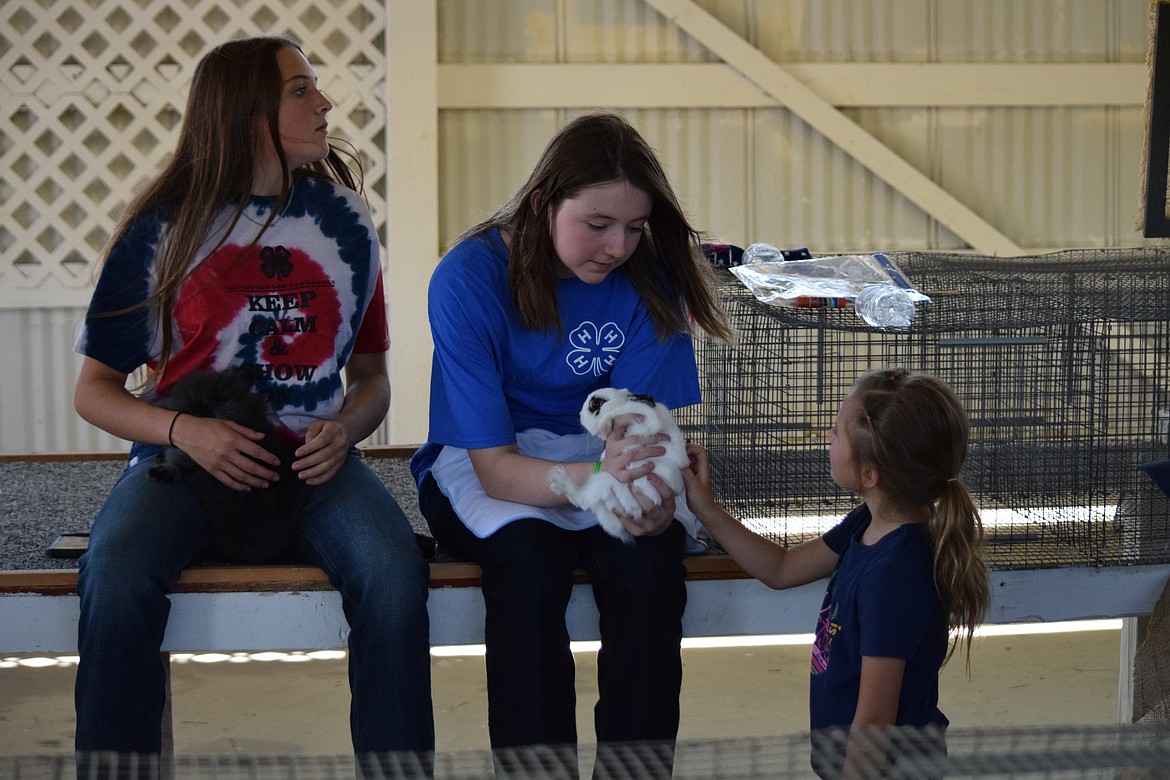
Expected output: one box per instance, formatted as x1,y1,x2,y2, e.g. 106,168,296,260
548,387,688,543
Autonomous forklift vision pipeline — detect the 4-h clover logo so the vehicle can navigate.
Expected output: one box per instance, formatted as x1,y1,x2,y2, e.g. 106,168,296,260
565,321,625,376
259,245,294,280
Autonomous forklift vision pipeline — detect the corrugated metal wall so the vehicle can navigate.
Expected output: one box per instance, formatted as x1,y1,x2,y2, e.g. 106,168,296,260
0,0,1162,454
0,308,122,453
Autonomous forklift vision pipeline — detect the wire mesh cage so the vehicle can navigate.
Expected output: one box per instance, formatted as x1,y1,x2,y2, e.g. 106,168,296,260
7,725,1170,779
677,248,1170,570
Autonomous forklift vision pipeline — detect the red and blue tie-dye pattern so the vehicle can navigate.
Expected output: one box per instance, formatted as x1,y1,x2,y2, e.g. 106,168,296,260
76,175,387,441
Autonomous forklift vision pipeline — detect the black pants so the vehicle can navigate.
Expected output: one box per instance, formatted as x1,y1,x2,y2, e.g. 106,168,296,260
419,474,688,756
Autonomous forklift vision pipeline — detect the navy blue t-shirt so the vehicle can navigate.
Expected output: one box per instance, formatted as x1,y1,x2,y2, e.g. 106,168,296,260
809,504,949,731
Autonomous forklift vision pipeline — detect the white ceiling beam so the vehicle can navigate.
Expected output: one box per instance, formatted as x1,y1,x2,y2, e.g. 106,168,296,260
438,63,1146,109
639,0,1025,256
808,63,1145,108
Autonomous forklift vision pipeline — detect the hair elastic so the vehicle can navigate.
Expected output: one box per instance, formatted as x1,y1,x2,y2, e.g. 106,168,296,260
168,411,183,447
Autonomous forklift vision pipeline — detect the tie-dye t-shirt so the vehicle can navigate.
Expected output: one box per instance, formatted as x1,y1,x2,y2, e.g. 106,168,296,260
75,175,388,439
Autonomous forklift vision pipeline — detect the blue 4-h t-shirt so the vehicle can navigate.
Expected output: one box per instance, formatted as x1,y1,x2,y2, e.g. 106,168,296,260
415,227,699,460
809,504,950,732
411,228,702,542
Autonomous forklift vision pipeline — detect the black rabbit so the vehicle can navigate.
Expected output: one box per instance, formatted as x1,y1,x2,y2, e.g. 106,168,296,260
148,367,310,564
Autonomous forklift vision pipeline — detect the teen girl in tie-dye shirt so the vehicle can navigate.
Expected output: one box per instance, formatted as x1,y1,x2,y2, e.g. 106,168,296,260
71,37,433,764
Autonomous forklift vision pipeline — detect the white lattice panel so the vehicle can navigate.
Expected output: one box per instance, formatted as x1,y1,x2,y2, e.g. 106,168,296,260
0,0,388,309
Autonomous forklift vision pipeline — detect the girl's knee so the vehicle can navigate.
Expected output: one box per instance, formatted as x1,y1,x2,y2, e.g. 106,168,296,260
336,545,429,611
596,544,686,593
79,549,173,599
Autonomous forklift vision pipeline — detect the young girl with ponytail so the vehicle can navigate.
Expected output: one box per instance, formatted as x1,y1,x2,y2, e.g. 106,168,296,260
682,367,990,778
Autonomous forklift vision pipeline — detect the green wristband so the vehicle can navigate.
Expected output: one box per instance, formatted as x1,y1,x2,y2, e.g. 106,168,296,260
593,461,603,474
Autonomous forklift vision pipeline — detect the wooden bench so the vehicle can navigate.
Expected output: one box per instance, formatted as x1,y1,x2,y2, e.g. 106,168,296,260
5,554,1170,652
0,549,777,652
0,447,785,652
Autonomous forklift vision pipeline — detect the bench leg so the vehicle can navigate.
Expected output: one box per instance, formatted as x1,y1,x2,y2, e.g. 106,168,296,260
161,652,174,780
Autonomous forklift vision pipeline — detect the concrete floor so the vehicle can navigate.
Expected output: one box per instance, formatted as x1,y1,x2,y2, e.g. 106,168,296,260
0,623,1124,760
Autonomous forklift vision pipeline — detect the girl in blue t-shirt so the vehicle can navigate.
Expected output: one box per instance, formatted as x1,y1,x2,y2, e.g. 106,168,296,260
683,368,990,778
412,112,732,770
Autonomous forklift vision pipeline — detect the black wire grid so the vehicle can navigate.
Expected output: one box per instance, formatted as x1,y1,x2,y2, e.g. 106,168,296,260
10,725,1170,779
677,249,1170,570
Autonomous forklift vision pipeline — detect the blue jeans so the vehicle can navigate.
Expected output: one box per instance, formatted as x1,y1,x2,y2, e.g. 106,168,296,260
419,473,686,753
75,446,434,755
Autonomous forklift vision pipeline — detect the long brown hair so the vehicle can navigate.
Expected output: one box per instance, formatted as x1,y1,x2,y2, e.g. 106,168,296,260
462,111,732,343
843,367,990,668
94,35,362,386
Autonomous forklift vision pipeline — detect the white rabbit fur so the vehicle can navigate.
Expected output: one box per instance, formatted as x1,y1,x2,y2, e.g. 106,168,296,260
548,387,688,543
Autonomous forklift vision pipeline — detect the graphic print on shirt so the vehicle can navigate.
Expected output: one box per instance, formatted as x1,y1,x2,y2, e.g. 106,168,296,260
565,320,625,377
811,569,840,675
164,239,343,432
